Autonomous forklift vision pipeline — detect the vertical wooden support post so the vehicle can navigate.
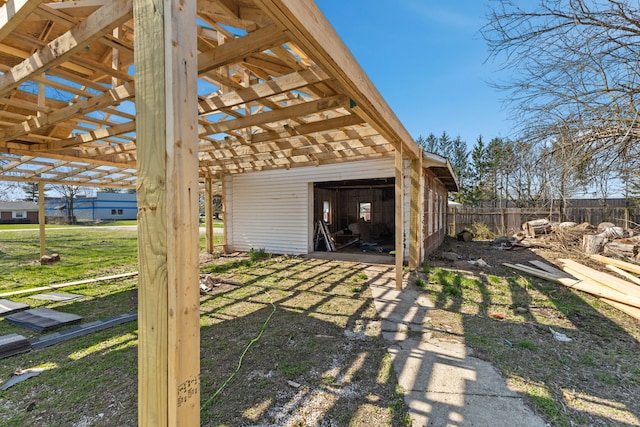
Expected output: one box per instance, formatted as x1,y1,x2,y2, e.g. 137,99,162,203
221,177,228,253
395,145,404,290
134,0,200,425
205,177,214,253
451,206,456,236
409,157,421,269
38,181,45,258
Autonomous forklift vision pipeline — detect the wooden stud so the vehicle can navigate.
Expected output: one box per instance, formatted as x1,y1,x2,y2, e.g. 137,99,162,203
197,23,288,73
205,177,214,253
134,0,200,425
395,145,403,290
409,157,421,269
38,181,45,258
221,176,229,253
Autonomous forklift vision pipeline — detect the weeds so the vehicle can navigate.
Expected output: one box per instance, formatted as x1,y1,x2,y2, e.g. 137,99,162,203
470,222,495,240
248,248,270,261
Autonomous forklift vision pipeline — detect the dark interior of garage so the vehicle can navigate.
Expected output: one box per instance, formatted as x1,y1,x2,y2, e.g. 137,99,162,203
313,178,396,252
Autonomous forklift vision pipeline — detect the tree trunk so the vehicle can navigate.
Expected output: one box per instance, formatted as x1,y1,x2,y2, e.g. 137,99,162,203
582,234,607,254
524,219,551,237
604,241,638,258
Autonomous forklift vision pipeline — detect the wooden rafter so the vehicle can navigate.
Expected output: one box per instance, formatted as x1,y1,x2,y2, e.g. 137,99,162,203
0,0,455,193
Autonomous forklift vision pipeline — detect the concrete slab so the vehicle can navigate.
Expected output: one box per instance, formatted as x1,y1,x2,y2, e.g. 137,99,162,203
368,270,548,427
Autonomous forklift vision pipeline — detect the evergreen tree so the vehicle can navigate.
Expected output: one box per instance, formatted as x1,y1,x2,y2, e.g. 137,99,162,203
21,182,39,202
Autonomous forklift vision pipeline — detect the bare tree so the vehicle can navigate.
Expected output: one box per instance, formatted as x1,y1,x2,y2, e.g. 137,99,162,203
483,0,640,175
53,185,85,224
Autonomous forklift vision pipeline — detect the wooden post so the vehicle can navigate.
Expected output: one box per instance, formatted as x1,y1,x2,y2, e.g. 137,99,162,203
205,177,214,253
395,145,404,290
38,181,45,258
409,157,421,269
221,176,229,253
451,206,456,236
134,0,200,425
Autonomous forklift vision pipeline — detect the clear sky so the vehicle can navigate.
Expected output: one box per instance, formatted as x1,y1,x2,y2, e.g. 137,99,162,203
315,0,512,147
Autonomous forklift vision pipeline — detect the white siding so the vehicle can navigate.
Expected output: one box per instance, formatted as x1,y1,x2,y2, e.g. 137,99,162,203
227,158,395,254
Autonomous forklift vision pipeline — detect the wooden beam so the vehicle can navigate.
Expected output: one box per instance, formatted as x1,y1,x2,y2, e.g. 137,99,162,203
0,0,45,43
197,66,329,115
0,83,135,142
205,177,214,253
38,181,45,258
252,0,420,159
134,0,200,425
0,0,133,97
395,145,403,290
200,94,348,136
197,23,288,74
409,157,421,269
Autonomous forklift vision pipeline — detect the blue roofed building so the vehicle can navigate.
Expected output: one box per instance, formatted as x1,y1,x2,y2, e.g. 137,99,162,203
45,192,137,221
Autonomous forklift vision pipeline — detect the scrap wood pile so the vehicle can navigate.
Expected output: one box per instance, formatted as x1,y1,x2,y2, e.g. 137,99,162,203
515,219,640,258
504,255,640,321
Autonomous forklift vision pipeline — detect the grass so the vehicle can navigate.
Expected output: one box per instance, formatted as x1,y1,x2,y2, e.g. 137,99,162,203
0,228,409,426
417,264,640,426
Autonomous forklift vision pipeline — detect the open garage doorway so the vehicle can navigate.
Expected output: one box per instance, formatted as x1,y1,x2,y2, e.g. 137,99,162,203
313,178,396,254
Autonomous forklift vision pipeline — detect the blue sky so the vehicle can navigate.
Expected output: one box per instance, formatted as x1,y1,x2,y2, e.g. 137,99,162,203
315,1,511,147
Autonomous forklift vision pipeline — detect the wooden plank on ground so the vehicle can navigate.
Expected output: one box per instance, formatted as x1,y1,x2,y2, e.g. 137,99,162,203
600,298,640,321
528,260,575,279
591,254,640,275
0,272,139,298
558,259,640,299
605,265,640,286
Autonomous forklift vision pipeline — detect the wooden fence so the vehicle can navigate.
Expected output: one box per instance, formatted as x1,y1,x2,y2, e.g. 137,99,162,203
448,204,640,236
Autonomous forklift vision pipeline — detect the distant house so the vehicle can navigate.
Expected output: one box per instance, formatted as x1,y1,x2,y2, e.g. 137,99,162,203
0,201,39,224
45,192,137,221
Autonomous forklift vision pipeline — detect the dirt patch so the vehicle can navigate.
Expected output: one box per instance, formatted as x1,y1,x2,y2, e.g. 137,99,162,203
420,236,640,426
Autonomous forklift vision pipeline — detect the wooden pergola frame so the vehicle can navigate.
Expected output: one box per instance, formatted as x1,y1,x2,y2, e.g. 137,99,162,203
0,1,457,424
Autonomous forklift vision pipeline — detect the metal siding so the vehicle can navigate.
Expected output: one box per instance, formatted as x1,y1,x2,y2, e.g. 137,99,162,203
228,159,395,254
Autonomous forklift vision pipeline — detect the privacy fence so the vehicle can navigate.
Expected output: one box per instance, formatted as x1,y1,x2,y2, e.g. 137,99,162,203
447,199,640,236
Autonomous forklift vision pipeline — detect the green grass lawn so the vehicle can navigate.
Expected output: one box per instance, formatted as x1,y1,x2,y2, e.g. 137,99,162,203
0,229,407,426
0,228,223,292
0,219,224,231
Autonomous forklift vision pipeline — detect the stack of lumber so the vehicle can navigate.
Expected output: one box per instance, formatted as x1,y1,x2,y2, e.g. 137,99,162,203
504,257,640,321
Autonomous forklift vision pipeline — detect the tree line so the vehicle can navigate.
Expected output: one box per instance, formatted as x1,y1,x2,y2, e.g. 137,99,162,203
417,131,640,213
